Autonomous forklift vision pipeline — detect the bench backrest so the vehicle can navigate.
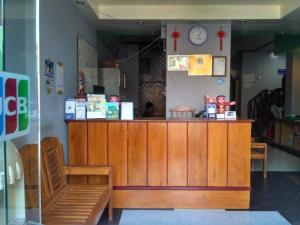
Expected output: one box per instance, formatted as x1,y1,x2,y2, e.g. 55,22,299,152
19,144,39,218
41,137,66,209
20,137,67,214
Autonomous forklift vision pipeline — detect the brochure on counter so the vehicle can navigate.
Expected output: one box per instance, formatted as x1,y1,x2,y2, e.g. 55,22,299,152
65,95,134,120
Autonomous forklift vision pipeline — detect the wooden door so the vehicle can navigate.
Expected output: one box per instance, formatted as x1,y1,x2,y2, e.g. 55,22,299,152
88,122,108,184
207,122,227,187
128,122,147,186
228,122,251,187
188,122,208,186
148,122,168,186
108,122,128,186
168,122,188,186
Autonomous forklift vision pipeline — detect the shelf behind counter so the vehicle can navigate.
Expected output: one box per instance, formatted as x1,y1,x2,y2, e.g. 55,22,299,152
274,119,300,158
66,118,252,209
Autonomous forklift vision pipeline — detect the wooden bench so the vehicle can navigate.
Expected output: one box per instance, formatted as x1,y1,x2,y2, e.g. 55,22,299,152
20,137,113,225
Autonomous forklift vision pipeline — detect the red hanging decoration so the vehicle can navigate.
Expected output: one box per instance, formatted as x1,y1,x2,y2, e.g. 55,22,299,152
216,26,227,51
172,30,180,52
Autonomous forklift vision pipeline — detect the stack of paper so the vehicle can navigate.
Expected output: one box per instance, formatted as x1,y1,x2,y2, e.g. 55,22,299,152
65,98,76,120
106,102,119,119
87,94,106,119
75,99,86,119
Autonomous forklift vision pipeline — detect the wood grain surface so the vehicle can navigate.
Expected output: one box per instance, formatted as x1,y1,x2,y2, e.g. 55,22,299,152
128,122,147,186
167,122,188,186
207,122,228,187
108,122,128,186
228,122,251,187
68,122,88,184
188,122,208,186
88,122,108,184
147,122,168,186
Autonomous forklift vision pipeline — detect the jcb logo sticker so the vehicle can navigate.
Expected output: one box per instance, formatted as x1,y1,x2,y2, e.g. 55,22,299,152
0,72,30,141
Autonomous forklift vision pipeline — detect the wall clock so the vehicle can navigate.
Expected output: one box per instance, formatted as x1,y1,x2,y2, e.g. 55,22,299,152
189,25,208,46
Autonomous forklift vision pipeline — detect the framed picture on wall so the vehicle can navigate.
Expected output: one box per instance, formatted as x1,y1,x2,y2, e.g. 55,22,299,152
167,55,189,71
212,56,227,77
188,54,212,76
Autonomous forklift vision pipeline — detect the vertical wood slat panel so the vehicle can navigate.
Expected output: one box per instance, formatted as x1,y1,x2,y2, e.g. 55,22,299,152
168,122,188,186
148,122,168,186
208,122,227,187
68,122,88,184
108,122,128,186
128,122,147,186
87,122,108,185
228,122,251,187
188,122,208,186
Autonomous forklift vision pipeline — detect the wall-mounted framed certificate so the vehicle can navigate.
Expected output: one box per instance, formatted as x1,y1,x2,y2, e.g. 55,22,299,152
212,56,227,77
188,54,212,76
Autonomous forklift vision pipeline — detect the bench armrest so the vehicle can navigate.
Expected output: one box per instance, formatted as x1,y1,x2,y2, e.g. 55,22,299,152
64,166,113,186
64,166,111,176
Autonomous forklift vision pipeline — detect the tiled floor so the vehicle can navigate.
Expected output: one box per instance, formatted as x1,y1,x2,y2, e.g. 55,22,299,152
98,172,300,225
249,172,300,225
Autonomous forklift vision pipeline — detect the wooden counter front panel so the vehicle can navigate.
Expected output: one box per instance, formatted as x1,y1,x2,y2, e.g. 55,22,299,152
87,122,108,184
68,120,251,188
188,122,208,186
114,190,250,209
147,122,168,186
108,122,128,186
128,122,147,186
168,122,188,186
208,122,228,187
68,121,88,184
228,123,251,187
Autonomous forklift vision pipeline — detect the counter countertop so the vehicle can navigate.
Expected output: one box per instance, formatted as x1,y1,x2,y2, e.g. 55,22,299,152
275,118,300,125
66,117,253,123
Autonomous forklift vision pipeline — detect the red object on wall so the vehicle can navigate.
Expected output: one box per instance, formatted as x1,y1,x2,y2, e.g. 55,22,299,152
216,27,227,51
172,30,180,52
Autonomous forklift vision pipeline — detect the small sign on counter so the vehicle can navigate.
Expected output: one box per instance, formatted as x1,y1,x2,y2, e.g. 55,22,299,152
121,102,134,120
225,111,237,120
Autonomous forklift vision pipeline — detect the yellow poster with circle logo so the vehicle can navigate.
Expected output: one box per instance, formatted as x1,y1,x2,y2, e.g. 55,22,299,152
188,54,212,76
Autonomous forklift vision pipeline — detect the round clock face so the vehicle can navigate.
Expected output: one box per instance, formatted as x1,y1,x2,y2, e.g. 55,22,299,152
189,25,208,46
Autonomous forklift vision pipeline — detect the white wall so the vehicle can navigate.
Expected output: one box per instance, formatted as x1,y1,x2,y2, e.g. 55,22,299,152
40,0,97,160
241,52,286,117
166,23,231,117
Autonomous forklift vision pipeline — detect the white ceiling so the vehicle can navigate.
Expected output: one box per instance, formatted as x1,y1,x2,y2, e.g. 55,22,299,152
71,0,300,53
73,0,300,20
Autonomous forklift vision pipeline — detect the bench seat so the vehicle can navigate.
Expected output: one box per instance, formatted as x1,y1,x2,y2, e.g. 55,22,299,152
43,185,110,225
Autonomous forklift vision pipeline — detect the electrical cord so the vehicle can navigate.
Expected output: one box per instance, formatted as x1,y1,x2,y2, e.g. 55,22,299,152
168,73,192,107
116,36,161,63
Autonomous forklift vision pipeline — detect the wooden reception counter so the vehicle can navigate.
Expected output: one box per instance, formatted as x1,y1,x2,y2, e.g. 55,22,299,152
67,119,252,209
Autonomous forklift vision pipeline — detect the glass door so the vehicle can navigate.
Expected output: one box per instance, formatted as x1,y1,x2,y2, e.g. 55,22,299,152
0,0,41,224
0,1,6,224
